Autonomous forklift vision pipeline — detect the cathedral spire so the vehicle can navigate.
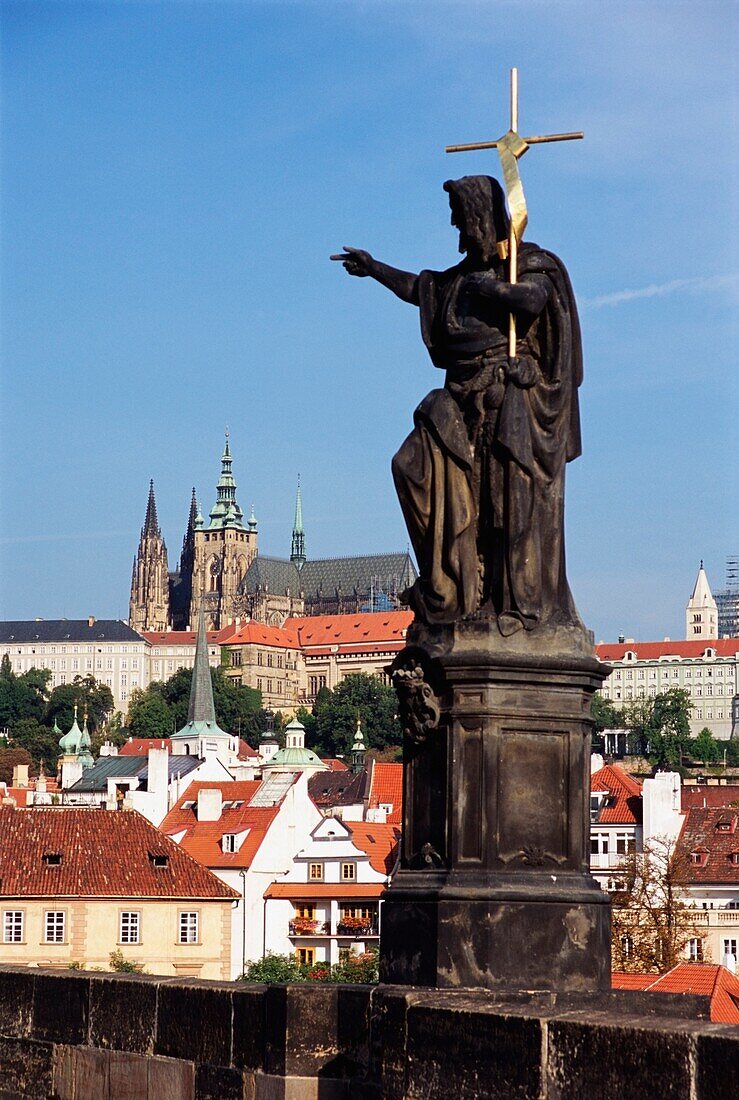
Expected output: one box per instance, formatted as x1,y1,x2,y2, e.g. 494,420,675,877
686,561,718,640
180,487,197,571
209,431,244,530
290,475,306,568
143,480,160,538
187,602,217,726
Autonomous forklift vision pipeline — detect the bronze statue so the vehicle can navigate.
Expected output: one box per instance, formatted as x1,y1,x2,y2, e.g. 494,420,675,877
335,175,584,636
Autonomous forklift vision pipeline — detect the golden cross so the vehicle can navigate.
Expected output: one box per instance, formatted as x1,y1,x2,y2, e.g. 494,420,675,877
446,68,583,355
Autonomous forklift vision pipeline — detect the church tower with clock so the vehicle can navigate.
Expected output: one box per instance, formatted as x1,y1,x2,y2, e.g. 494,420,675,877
189,433,258,630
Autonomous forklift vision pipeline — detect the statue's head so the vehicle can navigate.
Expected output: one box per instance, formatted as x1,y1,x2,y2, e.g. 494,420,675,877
443,176,509,263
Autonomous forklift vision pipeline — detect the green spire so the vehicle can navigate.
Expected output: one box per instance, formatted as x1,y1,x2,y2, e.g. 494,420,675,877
208,430,245,530
248,503,258,533
188,603,217,725
59,705,82,755
290,475,306,567
171,602,228,743
77,712,94,769
351,714,366,773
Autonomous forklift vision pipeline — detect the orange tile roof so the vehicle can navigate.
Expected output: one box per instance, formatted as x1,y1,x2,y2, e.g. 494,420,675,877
368,762,403,825
675,807,739,884
226,622,300,648
615,964,739,1024
161,780,286,869
611,973,654,990
682,785,739,810
264,882,386,900
596,639,739,661
0,805,237,899
237,739,259,760
346,822,401,875
119,738,171,757
284,611,413,650
591,764,643,825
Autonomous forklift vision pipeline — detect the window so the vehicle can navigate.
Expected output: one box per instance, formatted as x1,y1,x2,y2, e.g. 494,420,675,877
179,912,199,943
43,852,62,866
3,911,23,943
44,911,65,943
723,938,738,960
222,834,237,853
620,934,634,959
296,903,316,920
120,912,140,944
309,863,323,881
687,938,703,961
296,947,315,966
149,853,169,869
341,862,356,881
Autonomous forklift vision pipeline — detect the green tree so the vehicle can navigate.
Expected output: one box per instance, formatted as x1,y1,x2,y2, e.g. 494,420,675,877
312,673,401,757
108,949,145,973
126,688,174,739
0,747,34,784
10,718,60,769
45,676,114,734
591,692,624,734
0,657,51,727
129,667,263,740
623,688,692,767
239,953,304,983
692,727,719,766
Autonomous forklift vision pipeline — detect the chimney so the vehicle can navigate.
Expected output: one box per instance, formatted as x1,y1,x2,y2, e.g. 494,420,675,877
88,615,95,628
146,747,169,795
12,764,29,789
197,787,223,822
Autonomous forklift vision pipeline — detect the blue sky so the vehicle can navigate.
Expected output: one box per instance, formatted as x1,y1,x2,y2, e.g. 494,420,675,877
1,0,736,642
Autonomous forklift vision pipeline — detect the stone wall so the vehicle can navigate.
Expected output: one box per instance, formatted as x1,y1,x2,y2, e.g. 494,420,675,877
0,965,736,1099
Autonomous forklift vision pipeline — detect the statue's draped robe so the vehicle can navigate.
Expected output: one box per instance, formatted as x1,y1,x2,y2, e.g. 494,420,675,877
392,243,583,630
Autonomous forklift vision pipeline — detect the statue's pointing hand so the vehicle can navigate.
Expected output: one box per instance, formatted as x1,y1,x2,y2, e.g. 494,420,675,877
330,247,374,278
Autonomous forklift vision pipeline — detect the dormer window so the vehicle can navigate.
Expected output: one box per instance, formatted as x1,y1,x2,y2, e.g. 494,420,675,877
625,651,636,662
222,834,237,853
43,853,62,866
730,852,739,866
149,853,169,869
715,816,737,834
691,850,709,867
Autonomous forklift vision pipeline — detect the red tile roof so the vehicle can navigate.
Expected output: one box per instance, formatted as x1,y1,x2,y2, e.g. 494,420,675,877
141,628,233,647
237,739,259,761
591,764,643,825
284,611,413,652
264,882,385,900
0,806,237,899
119,738,171,757
614,963,739,1024
321,758,349,772
682,785,739,811
596,639,739,661
161,780,286,869
226,622,300,648
675,807,739,884
346,823,401,875
368,762,403,825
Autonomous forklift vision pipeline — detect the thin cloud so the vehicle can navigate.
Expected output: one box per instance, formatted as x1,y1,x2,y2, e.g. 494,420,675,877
582,273,738,309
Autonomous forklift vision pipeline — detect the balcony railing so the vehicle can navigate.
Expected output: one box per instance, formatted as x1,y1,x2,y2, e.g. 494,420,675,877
336,920,379,937
288,920,329,937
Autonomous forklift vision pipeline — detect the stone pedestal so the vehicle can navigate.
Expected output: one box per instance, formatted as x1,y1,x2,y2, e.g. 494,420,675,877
380,621,611,992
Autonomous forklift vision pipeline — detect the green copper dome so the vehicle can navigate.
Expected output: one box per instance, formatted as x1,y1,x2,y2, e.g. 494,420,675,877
59,710,82,755
267,744,326,769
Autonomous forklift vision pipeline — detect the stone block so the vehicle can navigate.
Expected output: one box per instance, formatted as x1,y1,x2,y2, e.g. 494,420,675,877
547,1016,694,1100
32,972,89,1045
52,1044,76,1100
264,984,369,1079
405,1001,544,1100
254,1076,351,1100
108,1050,149,1100
73,1047,110,1098
0,967,34,1038
696,1028,739,1099
232,984,266,1071
156,982,233,1066
366,987,413,1097
89,973,158,1054
147,1055,195,1100
0,1036,53,1099
195,1064,245,1100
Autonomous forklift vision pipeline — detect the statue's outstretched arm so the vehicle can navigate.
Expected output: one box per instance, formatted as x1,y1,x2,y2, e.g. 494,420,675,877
332,247,419,305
